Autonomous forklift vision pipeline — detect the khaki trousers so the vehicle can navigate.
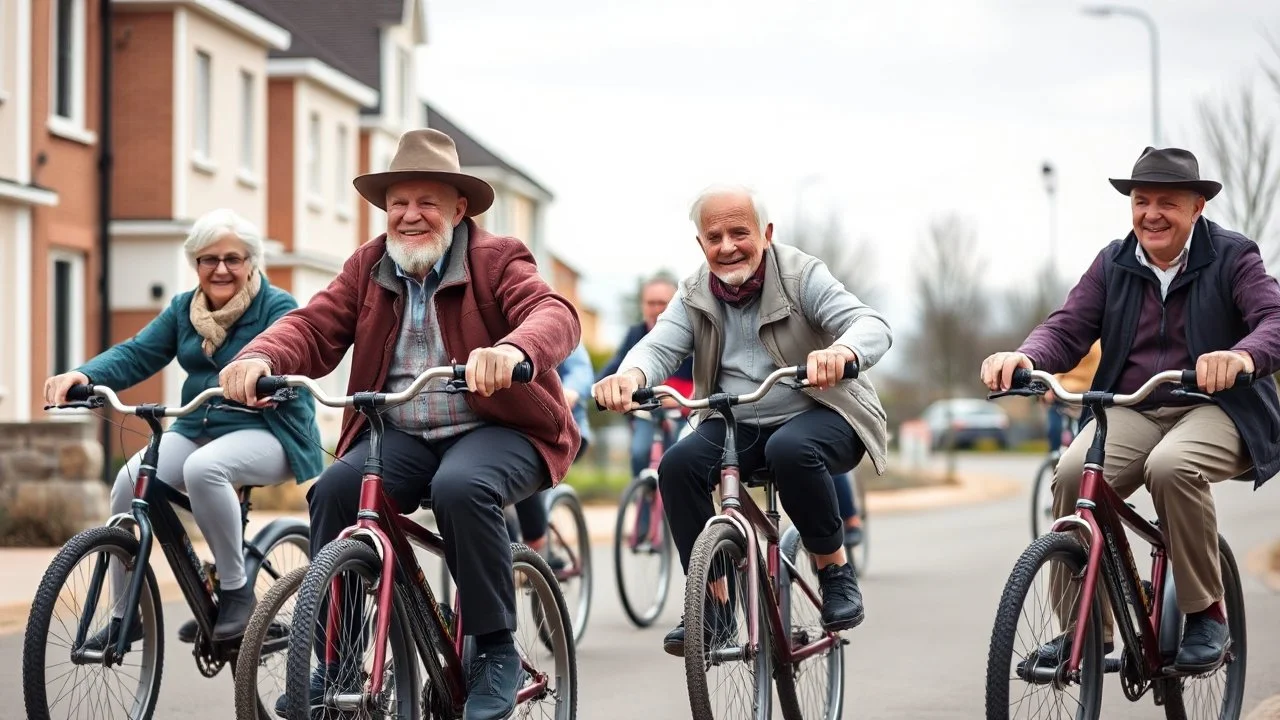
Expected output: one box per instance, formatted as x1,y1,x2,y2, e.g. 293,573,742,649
1048,404,1249,639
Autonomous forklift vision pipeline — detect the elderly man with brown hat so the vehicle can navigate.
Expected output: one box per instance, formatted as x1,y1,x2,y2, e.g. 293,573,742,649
982,146,1280,675
220,128,581,719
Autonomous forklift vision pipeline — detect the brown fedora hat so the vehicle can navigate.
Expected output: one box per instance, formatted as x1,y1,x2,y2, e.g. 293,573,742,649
1109,146,1222,200
353,128,495,215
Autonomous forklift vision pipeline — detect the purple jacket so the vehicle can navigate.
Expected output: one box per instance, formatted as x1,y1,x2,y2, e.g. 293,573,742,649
1019,217,1280,484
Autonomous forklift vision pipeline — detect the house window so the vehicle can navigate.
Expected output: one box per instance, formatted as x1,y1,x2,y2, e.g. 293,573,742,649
51,0,86,125
49,252,85,375
308,112,322,196
194,50,212,158
397,48,412,126
239,70,254,172
335,124,348,207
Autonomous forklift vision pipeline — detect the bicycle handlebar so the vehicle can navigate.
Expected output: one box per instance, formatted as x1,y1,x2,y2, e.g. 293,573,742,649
56,384,226,417
597,361,858,412
255,361,534,409
1001,367,1254,407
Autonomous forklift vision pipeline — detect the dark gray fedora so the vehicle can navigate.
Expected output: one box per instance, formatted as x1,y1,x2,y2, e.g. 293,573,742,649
1109,146,1222,200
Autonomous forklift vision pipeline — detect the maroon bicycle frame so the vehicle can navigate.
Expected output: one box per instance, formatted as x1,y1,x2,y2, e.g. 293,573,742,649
1055,464,1172,677
325,470,550,709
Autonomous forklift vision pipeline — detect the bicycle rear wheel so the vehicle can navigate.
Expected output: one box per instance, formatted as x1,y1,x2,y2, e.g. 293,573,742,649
234,565,307,719
684,522,772,720
23,526,165,720
1030,456,1057,539
509,543,578,718
282,539,419,720
985,532,1104,720
613,474,673,627
546,485,592,645
1160,535,1246,720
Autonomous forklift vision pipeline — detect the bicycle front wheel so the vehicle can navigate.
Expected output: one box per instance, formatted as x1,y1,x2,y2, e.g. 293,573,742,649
613,475,672,627
546,485,592,645
985,532,1104,720
1160,534,1246,720
684,522,772,720
283,539,419,720
22,526,165,720
234,565,307,719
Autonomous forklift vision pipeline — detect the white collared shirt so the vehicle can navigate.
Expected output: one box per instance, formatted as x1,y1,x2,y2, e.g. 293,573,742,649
1135,229,1192,300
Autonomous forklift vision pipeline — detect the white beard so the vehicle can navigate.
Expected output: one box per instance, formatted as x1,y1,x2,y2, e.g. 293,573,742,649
387,224,453,276
713,266,753,287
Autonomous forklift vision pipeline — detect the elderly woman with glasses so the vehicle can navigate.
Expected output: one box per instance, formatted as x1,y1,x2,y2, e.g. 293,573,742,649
42,208,324,645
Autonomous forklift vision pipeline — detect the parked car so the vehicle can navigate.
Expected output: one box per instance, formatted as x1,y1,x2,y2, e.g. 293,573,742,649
921,398,1010,450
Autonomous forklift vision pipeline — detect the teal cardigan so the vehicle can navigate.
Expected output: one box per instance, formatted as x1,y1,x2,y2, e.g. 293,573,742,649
78,274,324,483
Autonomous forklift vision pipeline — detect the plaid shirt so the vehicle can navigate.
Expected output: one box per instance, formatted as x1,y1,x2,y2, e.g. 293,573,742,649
383,245,484,440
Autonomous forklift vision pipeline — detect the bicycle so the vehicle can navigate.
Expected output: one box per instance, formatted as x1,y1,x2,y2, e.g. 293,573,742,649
613,406,677,628
985,367,1250,720
254,363,576,719
617,363,858,720
23,383,310,720
840,471,870,576
1030,403,1079,539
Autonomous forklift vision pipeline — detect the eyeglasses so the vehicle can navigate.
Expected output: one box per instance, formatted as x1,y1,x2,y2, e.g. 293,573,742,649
195,255,247,271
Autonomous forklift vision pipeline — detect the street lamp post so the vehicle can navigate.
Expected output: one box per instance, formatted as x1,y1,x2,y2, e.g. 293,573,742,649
1042,161,1057,278
1082,4,1161,146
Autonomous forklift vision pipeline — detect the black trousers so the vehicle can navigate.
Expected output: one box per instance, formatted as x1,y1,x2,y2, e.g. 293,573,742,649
308,424,547,635
658,406,864,573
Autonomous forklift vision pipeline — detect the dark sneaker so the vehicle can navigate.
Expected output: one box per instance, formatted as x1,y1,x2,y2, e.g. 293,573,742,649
82,613,144,652
463,646,528,720
177,618,199,643
843,524,864,548
275,663,357,719
1016,634,1121,679
661,599,738,657
817,563,864,631
212,583,257,641
1174,613,1230,672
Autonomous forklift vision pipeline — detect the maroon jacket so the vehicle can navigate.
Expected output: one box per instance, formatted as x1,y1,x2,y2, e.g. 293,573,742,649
234,219,582,484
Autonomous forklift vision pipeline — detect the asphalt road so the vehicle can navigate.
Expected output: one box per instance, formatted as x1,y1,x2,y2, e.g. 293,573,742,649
3,452,1277,718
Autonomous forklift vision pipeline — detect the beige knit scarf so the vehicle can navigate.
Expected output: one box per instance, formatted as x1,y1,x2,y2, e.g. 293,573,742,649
190,271,261,357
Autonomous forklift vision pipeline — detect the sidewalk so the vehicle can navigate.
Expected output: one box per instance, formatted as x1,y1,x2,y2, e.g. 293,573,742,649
0,468,1019,635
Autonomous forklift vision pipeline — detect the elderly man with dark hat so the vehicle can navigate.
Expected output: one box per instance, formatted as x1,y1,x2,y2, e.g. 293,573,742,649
220,128,581,719
982,146,1280,673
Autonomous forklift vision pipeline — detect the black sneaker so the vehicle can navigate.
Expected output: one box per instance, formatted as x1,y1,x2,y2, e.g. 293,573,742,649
1174,612,1230,672
463,645,528,720
843,524,864,548
81,613,144,652
177,618,199,643
1016,634,1121,679
817,563,864,631
661,599,738,657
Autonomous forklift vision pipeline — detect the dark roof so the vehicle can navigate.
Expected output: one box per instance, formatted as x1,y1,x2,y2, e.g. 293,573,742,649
231,0,406,113
424,102,554,200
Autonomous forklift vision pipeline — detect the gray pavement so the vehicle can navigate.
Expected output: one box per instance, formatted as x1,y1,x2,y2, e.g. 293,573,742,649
2,452,1277,718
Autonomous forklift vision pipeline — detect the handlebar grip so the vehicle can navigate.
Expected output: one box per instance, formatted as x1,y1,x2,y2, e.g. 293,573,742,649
511,361,534,384
632,387,655,404
1179,370,1256,388
794,361,860,383
1010,367,1033,388
255,376,289,396
66,384,94,402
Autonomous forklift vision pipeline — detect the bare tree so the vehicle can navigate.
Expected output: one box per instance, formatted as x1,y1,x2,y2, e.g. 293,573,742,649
908,214,991,480
789,211,882,307
997,260,1069,348
1197,83,1280,260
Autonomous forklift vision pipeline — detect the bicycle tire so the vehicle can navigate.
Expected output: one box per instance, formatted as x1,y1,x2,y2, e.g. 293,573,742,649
234,565,307,719
23,526,165,720
848,474,870,575
1160,535,1247,720
508,542,579,719
613,474,673,627
1030,457,1057,539
283,539,419,720
985,532,1104,720
776,526,844,720
546,485,593,645
684,522,773,720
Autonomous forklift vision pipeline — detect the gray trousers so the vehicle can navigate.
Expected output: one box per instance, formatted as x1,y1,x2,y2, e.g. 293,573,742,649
110,429,290,610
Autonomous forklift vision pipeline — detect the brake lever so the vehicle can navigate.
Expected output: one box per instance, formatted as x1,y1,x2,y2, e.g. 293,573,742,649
268,388,300,403
441,379,470,394
44,397,105,411
986,382,1049,401
1171,388,1214,403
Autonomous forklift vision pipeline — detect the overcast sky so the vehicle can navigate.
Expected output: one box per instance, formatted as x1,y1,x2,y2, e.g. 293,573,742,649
418,0,1279,372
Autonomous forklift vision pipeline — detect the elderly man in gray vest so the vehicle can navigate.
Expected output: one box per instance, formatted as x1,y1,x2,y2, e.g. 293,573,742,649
594,184,893,656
